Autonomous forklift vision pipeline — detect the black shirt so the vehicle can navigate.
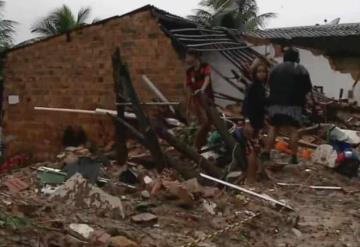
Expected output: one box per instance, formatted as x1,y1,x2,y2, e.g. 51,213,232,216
268,62,312,107
242,80,266,130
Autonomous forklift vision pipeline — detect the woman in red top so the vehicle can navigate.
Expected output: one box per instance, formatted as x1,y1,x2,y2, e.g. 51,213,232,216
185,50,214,152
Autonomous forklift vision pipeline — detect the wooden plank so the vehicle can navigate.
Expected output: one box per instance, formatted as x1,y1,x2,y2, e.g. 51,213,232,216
121,61,167,171
112,48,129,166
157,127,222,178
173,33,227,38
200,92,247,172
211,66,245,94
169,28,224,33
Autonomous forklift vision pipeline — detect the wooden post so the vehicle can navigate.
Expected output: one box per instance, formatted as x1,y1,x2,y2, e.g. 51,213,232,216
339,88,344,100
200,93,237,149
155,124,222,178
117,51,167,171
199,92,246,171
112,49,128,166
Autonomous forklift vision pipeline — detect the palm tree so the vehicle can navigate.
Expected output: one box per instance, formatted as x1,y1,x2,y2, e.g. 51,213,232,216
189,0,276,31
32,5,92,37
0,0,16,49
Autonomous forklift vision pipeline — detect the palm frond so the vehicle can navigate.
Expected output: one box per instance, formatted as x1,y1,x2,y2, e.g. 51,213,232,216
31,19,58,36
191,0,277,31
188,9,213,26
32,4,92,37
0,2,16,46
77,7,91,25
253,12,277,28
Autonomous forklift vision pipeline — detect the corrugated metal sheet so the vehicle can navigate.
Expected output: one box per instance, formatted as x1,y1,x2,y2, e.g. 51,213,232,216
248,23,360,40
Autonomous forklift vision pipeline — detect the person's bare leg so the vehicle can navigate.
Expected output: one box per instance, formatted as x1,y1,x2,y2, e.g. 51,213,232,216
246,150,258,185
194,106,211,152
194,123,211,151
289,126,299,164
265,126,278,154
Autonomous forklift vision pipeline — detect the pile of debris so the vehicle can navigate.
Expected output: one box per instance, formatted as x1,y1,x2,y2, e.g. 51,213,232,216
1,131,360,246
1,49,360,246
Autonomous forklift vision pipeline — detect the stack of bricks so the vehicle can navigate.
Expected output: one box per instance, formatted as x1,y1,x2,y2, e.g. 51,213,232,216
3,10,187,160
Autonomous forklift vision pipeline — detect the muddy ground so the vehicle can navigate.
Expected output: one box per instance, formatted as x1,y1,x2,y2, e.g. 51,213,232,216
0,157,359,247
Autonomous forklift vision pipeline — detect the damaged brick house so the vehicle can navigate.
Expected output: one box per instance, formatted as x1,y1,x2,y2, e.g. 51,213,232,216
244,23,360,101
3,5,261,160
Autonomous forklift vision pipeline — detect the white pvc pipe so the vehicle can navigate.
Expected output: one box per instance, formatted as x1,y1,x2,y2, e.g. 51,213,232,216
200,173,294,211
142,75,176,114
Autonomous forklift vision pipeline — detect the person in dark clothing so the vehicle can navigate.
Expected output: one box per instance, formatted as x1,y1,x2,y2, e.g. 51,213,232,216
238,59,268,184
185,50,214,152
242,60,268,137
263,47,313,164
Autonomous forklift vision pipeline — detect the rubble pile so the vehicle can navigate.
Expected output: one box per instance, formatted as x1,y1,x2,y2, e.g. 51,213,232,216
1,52,360,246
1,122,360,247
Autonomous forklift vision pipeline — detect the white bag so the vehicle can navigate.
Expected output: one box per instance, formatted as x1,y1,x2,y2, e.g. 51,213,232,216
312,144,338,168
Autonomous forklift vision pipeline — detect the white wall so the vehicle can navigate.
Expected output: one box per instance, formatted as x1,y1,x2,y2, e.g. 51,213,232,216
202,47,357,106
203,52,246,106
253,45,355,100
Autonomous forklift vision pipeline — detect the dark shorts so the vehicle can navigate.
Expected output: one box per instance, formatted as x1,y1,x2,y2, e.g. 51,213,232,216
249,115,265,130
270,114,300,128
268,105,302,128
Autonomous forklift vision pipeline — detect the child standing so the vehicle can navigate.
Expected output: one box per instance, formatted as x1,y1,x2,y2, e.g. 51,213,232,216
241,60,268,183
242,60,268,138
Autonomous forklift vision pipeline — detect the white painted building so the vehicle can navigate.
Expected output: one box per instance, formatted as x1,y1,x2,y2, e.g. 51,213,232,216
244,23,360,104
252,45,355,100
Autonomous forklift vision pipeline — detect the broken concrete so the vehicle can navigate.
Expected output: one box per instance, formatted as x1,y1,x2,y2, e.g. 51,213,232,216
110,236,138,247
4,177,29,194
131,213,158,224
50,173,125,219
68,223,94,239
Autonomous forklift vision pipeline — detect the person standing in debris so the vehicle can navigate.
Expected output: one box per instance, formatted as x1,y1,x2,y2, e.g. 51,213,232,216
263,47,313,164
243,59,268,138
185,50,214,152
240,59,268,183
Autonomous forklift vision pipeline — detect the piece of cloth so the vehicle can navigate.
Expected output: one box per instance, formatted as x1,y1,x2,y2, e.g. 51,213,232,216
268,105,303,127
186,63,214,100
242,80,267,130
268,62,312,107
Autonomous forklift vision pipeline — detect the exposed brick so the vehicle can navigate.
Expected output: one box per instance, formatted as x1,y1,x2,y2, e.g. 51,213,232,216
3,9,186,160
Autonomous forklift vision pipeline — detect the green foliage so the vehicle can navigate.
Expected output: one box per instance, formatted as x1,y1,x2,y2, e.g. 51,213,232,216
31,5,92,37
0,0,16,48
189,0,276,31
0,212,32,231
174,122,199,146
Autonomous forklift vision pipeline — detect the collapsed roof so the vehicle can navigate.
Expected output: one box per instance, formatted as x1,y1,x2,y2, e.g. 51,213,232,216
245,23,360,57
11,5,263,85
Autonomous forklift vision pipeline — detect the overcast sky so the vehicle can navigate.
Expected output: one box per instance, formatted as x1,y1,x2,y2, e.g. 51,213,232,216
4,0,360,44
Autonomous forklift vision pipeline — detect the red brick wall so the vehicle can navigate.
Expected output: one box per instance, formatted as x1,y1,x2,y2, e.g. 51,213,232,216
3,10,186,160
